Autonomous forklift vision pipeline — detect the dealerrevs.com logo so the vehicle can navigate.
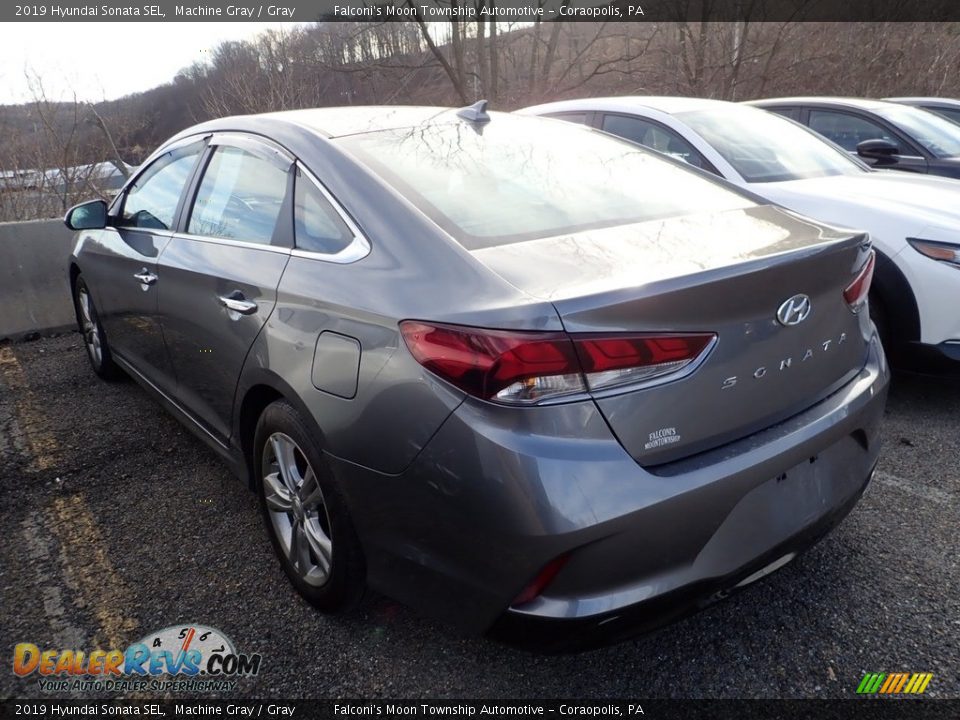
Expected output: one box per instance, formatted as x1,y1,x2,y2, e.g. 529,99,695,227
13,624,262,693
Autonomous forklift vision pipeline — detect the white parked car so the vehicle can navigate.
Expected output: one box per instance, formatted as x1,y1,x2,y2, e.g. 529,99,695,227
519,97,960,372
886,97,960,126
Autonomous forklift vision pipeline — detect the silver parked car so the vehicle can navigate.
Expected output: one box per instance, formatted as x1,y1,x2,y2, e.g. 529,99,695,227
65,104,888,650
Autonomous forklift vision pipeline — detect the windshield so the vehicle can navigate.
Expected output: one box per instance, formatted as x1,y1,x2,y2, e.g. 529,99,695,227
337,116,754,249
678,107,867,183
876,105,960,158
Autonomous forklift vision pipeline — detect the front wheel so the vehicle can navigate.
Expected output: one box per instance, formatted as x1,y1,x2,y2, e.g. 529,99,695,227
254,400,365,612
73,275,121,380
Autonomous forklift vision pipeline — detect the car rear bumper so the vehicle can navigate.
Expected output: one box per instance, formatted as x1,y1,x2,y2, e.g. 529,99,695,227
487,469,873,652
331,335,889,646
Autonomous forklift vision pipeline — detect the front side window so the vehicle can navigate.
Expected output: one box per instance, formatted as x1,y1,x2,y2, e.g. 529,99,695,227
808,110,898,153
601,114,710,170
188,146,289,244
678,106,867,183
294,169,354,255
338,117,753,250
120,142,203,230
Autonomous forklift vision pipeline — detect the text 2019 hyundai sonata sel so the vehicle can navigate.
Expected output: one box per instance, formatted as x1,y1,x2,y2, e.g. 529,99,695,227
64,104,889,650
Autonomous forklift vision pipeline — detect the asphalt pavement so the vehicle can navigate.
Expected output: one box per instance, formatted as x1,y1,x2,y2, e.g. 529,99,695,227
1,333,957,699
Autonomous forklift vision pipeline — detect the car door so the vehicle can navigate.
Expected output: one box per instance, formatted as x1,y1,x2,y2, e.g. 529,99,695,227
156,134,294,442
806,108,929,173
89,138,206,392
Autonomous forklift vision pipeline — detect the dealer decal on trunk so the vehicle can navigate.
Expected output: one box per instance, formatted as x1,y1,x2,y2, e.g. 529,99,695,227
645,427,681,450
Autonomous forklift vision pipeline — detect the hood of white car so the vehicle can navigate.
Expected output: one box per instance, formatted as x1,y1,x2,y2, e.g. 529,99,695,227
757,171,960,251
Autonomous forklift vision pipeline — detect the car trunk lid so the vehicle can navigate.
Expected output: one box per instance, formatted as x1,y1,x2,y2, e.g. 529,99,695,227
472,205,872,465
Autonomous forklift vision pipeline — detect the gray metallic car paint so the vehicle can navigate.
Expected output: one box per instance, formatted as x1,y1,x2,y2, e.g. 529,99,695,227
324,339,885,633
83,226,176,395
157,236,289,441
472,206,871,464
311,332,362,399
69,108,889,641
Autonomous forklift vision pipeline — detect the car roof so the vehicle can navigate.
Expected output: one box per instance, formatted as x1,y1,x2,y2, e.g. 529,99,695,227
254,105,472,138
157,104,538,173
521,95,744,116
189,105,501,141
747,97,904,111
886,97,960,108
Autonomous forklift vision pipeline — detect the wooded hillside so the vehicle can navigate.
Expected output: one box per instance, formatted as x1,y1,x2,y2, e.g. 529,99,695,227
2,21,959,220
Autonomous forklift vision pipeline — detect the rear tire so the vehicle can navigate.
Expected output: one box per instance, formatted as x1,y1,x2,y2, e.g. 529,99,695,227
73,275,122,381
254,400,365,612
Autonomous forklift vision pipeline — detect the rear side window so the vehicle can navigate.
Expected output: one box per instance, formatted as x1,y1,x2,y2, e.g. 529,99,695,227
120,143,203,230
545,112,589,125
601,114,710,170
765,106,798,121
294,168,354,254
808,110,897,152
188,146,288,244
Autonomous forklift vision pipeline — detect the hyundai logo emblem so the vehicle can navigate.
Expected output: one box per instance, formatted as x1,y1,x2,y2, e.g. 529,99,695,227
777,294,812,326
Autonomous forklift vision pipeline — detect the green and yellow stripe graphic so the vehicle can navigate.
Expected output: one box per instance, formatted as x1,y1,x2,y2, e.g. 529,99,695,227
857,672,933,694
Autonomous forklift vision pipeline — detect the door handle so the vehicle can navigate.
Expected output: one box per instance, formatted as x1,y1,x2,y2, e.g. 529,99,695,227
218,293,258,315
133,269,157,286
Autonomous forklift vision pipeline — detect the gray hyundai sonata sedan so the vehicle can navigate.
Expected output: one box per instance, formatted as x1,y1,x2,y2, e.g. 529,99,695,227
65,104,888,650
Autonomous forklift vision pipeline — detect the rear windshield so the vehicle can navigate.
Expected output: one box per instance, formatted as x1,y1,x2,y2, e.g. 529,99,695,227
337,117,754,249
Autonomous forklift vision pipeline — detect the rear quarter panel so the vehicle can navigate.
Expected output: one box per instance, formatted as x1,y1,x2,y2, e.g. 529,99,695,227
236,136,563,475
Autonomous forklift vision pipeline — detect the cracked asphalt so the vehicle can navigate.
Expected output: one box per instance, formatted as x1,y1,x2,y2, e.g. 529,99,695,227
1,333,957,700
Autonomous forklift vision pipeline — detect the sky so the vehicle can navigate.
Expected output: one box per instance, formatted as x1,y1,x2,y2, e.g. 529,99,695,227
0,22,305,105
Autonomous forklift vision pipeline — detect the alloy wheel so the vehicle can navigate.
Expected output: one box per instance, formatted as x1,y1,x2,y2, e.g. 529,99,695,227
261,432,333,587
78,286,102,366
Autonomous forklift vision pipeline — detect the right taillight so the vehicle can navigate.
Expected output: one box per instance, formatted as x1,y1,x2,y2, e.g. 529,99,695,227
843,250,875,311
575,334,715,391
399,321,715,405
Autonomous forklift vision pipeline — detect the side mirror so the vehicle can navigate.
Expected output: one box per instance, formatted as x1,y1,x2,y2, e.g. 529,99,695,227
64,199,108,231
856,138,899,160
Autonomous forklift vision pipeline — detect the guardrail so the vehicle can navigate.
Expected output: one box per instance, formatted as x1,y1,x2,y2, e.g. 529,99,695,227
0,219,75,340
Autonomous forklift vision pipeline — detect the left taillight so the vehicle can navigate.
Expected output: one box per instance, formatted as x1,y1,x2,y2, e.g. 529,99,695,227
843,250,875,311
399,321,715,405
399,321,584,404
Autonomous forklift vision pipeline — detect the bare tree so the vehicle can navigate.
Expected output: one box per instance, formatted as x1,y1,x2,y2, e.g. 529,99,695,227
0,69,136,220
8,19,960,221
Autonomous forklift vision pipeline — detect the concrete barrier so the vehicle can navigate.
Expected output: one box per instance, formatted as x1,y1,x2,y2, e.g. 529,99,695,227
0,218,76,340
